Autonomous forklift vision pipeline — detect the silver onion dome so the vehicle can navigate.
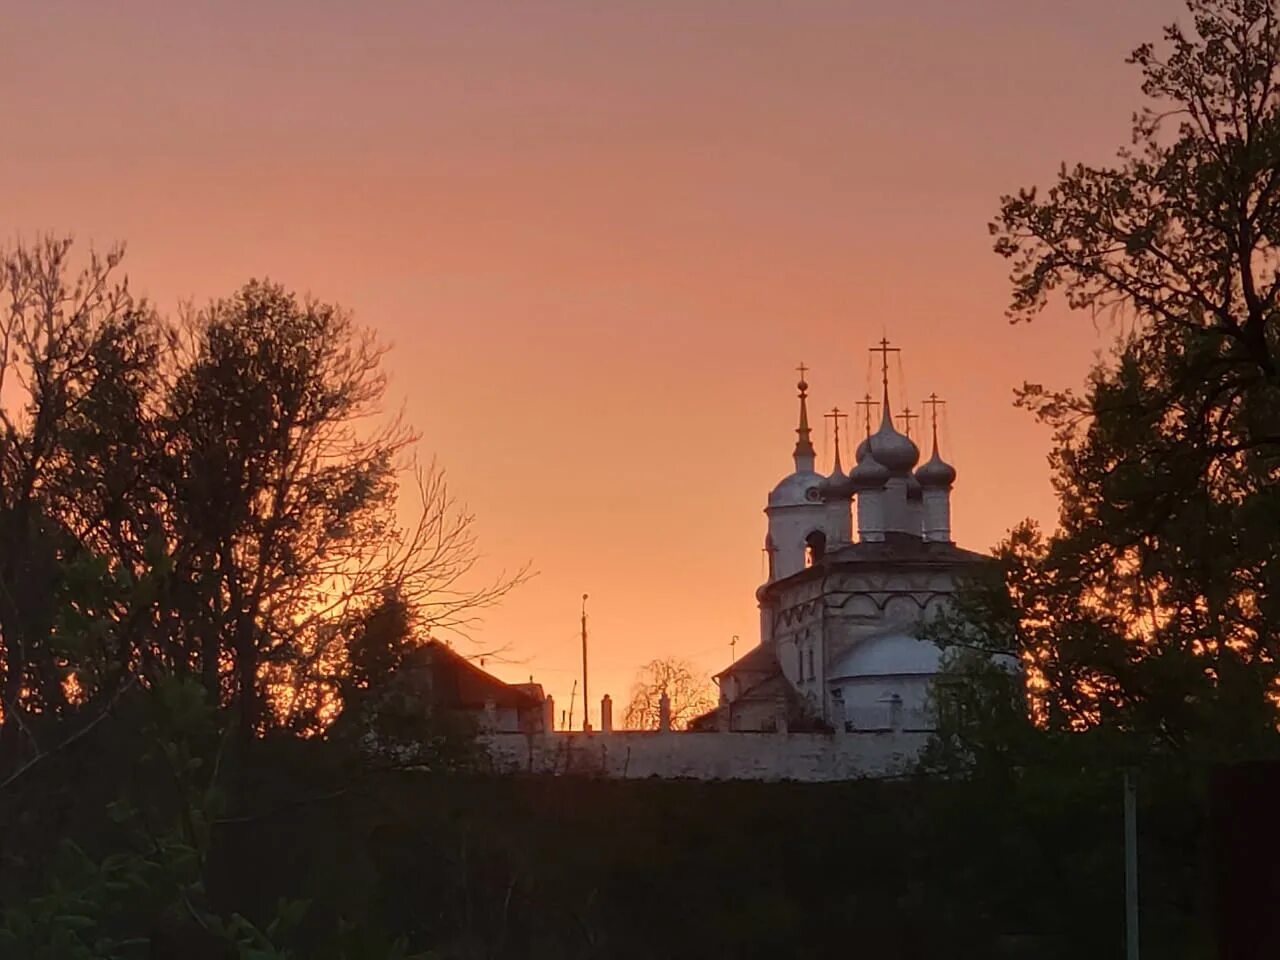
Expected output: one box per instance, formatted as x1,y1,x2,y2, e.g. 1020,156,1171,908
865,409,919,475
916,448,956,488
849,451,890,490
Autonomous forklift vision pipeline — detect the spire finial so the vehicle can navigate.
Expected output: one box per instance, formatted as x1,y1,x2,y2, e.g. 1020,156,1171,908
792,364,815,466
923,392,946,456
897,406,920,438
855,393,878,439
825,406,848,474
869,338,900,421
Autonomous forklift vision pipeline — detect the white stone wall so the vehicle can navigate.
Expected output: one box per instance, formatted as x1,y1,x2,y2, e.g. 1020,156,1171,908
481,730,930,782
835,674,932,718
757,564,960,730
765,500,827,580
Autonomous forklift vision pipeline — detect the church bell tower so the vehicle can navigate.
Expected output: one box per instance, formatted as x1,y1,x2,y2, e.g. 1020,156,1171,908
764,367,828,581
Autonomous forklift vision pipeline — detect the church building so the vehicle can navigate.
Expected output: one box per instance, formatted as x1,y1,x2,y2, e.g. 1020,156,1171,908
698,341,990,734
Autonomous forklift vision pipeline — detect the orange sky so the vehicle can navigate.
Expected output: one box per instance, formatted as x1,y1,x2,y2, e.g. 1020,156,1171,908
1,0,1186,727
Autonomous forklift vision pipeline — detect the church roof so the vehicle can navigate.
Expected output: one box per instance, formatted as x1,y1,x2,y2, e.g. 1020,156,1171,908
712,642,779,680
756,533,991,599
767,468,825,508
689,668,826,732
825,534,989,566
827,631,943,680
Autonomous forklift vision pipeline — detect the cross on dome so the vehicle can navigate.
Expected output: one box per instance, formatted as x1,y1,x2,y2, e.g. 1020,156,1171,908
860,338,919,474
916,392,956,488
869,337,899,394
855,393,878,439
824,405,849,474
897,406,920,438
923,393,946,441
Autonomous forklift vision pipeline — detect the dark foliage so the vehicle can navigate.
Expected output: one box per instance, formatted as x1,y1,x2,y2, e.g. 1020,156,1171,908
0,717,1221,959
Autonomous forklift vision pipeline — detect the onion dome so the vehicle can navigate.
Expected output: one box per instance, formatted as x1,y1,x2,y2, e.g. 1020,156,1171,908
819,472,853,501
916,407,957,488
865,396,919,475
768,471,823,507
849,451,890,491
916,447,956,488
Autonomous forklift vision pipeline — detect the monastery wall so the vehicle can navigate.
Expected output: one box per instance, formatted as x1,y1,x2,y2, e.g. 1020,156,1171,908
481,729,930,782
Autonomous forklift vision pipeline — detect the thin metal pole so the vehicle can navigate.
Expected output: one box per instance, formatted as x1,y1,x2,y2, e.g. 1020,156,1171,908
1124,769,1140,960
581,594,589,731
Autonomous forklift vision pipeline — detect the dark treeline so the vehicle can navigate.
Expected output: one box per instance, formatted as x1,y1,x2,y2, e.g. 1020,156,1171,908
0,733,1223,959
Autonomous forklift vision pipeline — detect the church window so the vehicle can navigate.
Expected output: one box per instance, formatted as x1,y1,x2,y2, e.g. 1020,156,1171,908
807,648,815,681
795,645,803,682
803,529,826,568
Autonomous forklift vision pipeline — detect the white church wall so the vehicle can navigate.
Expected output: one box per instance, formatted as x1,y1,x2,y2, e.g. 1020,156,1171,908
765,502,827,580
726,697,783,732
882,477,915,534
833,675,934,725
779,631,804,687
824,499,853,546
834,593,882,621
881,593,927,621
481,729,931,782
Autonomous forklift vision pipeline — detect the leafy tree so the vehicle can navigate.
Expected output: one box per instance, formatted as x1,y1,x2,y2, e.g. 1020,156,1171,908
162,279,415,735
0,238,166,767
0,237,520,956
0,240,527,763
977,0,1280,760
623,658,716,730
164,282,527,736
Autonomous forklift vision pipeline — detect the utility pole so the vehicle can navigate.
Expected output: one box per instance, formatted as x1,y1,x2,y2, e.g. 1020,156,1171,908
566,679,577,733
1124,769,1140,960
581,594,590,731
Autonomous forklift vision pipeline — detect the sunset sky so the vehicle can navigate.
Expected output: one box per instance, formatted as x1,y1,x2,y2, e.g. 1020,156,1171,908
2,0,1187,726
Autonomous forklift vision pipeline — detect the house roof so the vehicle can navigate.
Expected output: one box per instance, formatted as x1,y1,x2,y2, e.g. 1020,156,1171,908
399,640,543,711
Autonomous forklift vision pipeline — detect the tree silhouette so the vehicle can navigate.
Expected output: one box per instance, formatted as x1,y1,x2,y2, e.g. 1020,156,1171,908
0,238,529,766
974,0,1280,756
623,658,716,731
